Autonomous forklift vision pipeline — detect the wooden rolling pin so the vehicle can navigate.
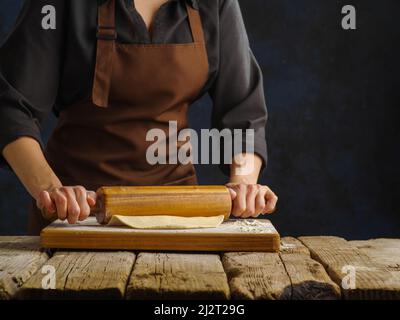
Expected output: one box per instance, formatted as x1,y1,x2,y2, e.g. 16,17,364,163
42,186,232,224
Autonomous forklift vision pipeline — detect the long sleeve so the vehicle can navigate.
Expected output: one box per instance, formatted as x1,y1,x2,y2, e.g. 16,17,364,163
0,0,66,169
209,0,268,175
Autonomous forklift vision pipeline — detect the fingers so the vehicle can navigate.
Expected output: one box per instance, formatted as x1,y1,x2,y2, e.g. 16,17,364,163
255,188,266,217
39,186,94,224
61,187,81,224
74,186,91,221
243,185,258,218
86,191,97,207
37,190,56,214
230,184,247,217
51,188,68,221
227,187,237,201
263,187,278,214
226,183,278,218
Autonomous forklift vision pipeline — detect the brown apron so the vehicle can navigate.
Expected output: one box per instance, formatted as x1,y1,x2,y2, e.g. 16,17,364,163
28,0,209,235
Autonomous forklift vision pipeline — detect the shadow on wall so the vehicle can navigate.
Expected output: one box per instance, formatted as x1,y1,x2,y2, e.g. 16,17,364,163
0,0,399,237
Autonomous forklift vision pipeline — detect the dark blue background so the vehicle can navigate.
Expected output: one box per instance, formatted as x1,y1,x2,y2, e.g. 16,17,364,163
1,0,399,238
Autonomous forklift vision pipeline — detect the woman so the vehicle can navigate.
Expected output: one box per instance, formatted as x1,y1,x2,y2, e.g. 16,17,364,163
0,0,277,235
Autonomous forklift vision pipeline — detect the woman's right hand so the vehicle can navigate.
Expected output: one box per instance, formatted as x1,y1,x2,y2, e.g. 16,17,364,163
36,186,97,224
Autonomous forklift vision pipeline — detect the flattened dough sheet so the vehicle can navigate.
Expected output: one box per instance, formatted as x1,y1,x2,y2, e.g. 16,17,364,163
108,215,225,229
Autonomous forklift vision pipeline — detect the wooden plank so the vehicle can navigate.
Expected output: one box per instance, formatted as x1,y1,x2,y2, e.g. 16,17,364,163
0,237,49,300
280,237,341,300
222,251,291,300
126,253,230,300
222,238,340,300
349,238,400,298
280,236,310,255
19,251,135,299
349,239,400,268
41,217,280,252
299,236,400,300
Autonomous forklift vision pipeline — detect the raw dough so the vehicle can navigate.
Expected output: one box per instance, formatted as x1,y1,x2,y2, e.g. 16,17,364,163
108,215,224,229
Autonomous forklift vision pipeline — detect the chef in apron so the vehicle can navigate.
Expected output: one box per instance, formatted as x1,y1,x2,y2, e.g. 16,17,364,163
0,0,277,235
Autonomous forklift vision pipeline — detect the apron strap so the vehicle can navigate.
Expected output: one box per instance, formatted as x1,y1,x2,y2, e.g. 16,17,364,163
92,0,116,108
92,1,205,108
185,3,206,43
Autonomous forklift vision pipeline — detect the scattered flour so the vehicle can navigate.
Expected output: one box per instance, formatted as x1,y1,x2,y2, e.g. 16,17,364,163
234,219,271,233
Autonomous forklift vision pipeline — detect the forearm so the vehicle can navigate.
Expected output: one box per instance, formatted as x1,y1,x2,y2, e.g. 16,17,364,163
2,137,62,200
229,153,262,184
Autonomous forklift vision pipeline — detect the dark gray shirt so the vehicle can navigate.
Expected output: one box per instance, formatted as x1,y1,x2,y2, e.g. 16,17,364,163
0,0,268,174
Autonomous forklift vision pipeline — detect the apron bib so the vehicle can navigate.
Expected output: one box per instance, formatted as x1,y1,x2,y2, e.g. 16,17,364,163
28,0,209,234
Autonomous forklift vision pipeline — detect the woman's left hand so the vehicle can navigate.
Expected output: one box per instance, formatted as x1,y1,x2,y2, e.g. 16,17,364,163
226,183,278,218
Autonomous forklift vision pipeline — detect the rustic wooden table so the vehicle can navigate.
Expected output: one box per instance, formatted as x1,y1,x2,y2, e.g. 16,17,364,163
0,236,399,300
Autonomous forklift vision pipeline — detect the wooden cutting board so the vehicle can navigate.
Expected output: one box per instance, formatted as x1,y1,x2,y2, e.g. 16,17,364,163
41,217,280,252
